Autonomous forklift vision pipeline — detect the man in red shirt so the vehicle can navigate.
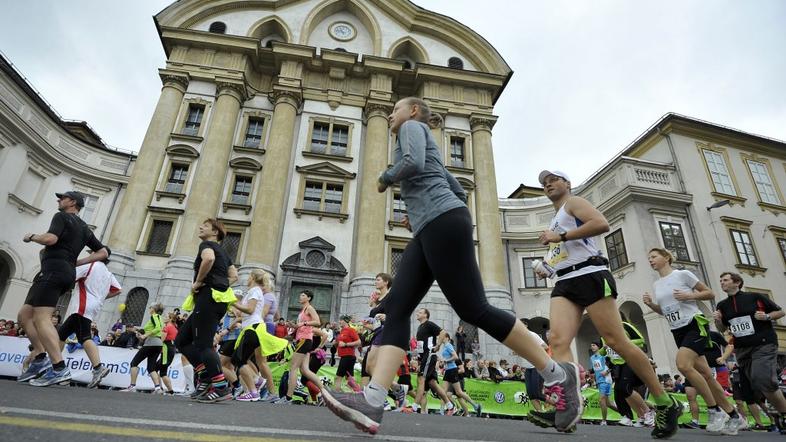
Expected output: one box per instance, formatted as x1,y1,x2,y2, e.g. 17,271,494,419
334,315,362,392
274,318,288,339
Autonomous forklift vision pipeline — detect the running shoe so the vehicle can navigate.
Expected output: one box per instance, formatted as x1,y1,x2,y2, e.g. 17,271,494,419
543,361,582,432
633,419,644,428
474,403,482,417
120,385,137,392
682,420,700,429
272,396,293,405
773,413,786,435
752,423,768,431
618,416,633,427
255,377,266,392
321,389,383,434
527,409,555,428
650,395,680,439
17,356,51,382
29,366,72,387
236,391,260,402
393,385,407,409
190,381,209,399
445,405,456,416
644,410,655,427
232,385,244,398
600,420,607,426
87,365,110,388
722,414,745,436
152,387,164,395
706,408,729,434
197,385,233,403
258,386,270,401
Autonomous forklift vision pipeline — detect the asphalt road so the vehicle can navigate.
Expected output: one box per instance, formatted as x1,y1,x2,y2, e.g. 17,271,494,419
0,379,782,442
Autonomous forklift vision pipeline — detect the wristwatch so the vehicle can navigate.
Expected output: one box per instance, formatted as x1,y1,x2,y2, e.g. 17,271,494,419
766,313,772,321
560,232,568,242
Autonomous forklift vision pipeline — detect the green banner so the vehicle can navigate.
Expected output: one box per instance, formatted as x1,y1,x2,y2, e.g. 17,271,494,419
265,362,769,425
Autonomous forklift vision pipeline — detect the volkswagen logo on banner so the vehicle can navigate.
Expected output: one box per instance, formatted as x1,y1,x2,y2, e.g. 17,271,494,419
494,391,505,403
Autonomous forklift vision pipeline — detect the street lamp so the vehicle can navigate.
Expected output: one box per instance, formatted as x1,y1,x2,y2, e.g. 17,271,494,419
706,199,731,211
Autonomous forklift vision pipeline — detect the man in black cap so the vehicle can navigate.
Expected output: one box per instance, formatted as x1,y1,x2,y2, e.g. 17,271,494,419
17,191,109,387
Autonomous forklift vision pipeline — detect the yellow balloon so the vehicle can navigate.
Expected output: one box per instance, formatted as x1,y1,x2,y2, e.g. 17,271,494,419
118,303,126,313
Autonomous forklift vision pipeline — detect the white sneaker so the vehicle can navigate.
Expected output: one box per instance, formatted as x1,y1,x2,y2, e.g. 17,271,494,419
120,385,137,392
706,409,730,434
722,414,745,436
633,419,644,428
152,387,164,395
600,420,607,426
618,416,633,426
644,410,655,427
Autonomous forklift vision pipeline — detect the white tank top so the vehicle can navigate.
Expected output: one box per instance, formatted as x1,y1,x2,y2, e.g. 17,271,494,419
653,269,703,330
544,202,607,281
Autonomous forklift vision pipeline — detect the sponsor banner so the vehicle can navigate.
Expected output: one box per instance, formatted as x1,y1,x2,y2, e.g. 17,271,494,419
0,336,186,392
2,337,766,426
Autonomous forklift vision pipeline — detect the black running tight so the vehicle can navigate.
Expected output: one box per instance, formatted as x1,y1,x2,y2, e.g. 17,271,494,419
380,207,516,350
175,286,226,380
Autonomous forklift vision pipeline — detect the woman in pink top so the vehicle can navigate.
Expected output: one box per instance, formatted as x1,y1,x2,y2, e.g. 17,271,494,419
276,290,324,404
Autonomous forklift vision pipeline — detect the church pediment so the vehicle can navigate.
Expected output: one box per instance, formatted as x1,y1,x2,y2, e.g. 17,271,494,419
298,236,335,252
295,161,356,179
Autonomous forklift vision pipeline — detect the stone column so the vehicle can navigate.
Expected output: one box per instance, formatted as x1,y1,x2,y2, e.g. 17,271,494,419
355,103,392,276
469,115,507,288
244,89,302,273
174,80,246,257
345,103,392,320
470,115,513,362
108,71,188,257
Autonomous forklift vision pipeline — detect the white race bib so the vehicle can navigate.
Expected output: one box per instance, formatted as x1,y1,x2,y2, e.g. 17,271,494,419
545,241,569,267
592,359,602,371
663,303,691,329
728,316,755,337
416,341,424,354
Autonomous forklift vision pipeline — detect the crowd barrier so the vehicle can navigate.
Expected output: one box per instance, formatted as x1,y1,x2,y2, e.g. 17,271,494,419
0,336,187,391
0,336,766,426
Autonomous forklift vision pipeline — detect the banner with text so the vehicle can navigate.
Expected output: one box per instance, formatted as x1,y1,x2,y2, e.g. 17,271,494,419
0,336,187,391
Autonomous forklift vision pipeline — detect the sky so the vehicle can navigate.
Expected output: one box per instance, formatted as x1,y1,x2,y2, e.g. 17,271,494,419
1,1,785,197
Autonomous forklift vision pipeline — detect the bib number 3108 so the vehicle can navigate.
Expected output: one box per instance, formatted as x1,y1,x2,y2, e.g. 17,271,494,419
729,316,755,337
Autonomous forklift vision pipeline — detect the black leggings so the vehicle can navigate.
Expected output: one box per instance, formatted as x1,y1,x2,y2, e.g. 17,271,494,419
157,341,175,376
175,286,227,380
380,207,516,351
130,346,162,373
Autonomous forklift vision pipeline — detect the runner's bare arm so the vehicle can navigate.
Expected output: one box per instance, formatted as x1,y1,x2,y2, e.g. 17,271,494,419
563,196,610,240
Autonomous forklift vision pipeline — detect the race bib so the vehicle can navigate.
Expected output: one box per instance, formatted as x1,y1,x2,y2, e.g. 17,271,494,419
592,359,603,371
545,241,569,267
416,341,424,354
728,316,755,337
663,303,690,329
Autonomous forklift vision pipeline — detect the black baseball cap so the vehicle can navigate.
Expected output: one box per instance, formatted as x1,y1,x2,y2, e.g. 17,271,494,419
55,191,85,208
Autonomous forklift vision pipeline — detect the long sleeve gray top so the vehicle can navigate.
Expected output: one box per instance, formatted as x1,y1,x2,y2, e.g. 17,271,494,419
380,120,467,235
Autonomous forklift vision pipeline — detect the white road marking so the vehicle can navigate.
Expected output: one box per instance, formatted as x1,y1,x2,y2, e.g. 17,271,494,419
0,406,493,442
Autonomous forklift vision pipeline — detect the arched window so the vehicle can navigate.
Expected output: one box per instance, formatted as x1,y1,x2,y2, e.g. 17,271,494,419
208,22,227,34
122,287,150,326
448,57,464,70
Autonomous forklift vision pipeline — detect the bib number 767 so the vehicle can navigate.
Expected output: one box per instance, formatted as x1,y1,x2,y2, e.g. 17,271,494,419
665,310,680,325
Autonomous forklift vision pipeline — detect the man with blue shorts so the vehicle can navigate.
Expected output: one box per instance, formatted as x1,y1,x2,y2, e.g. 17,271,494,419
590,342,613,425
